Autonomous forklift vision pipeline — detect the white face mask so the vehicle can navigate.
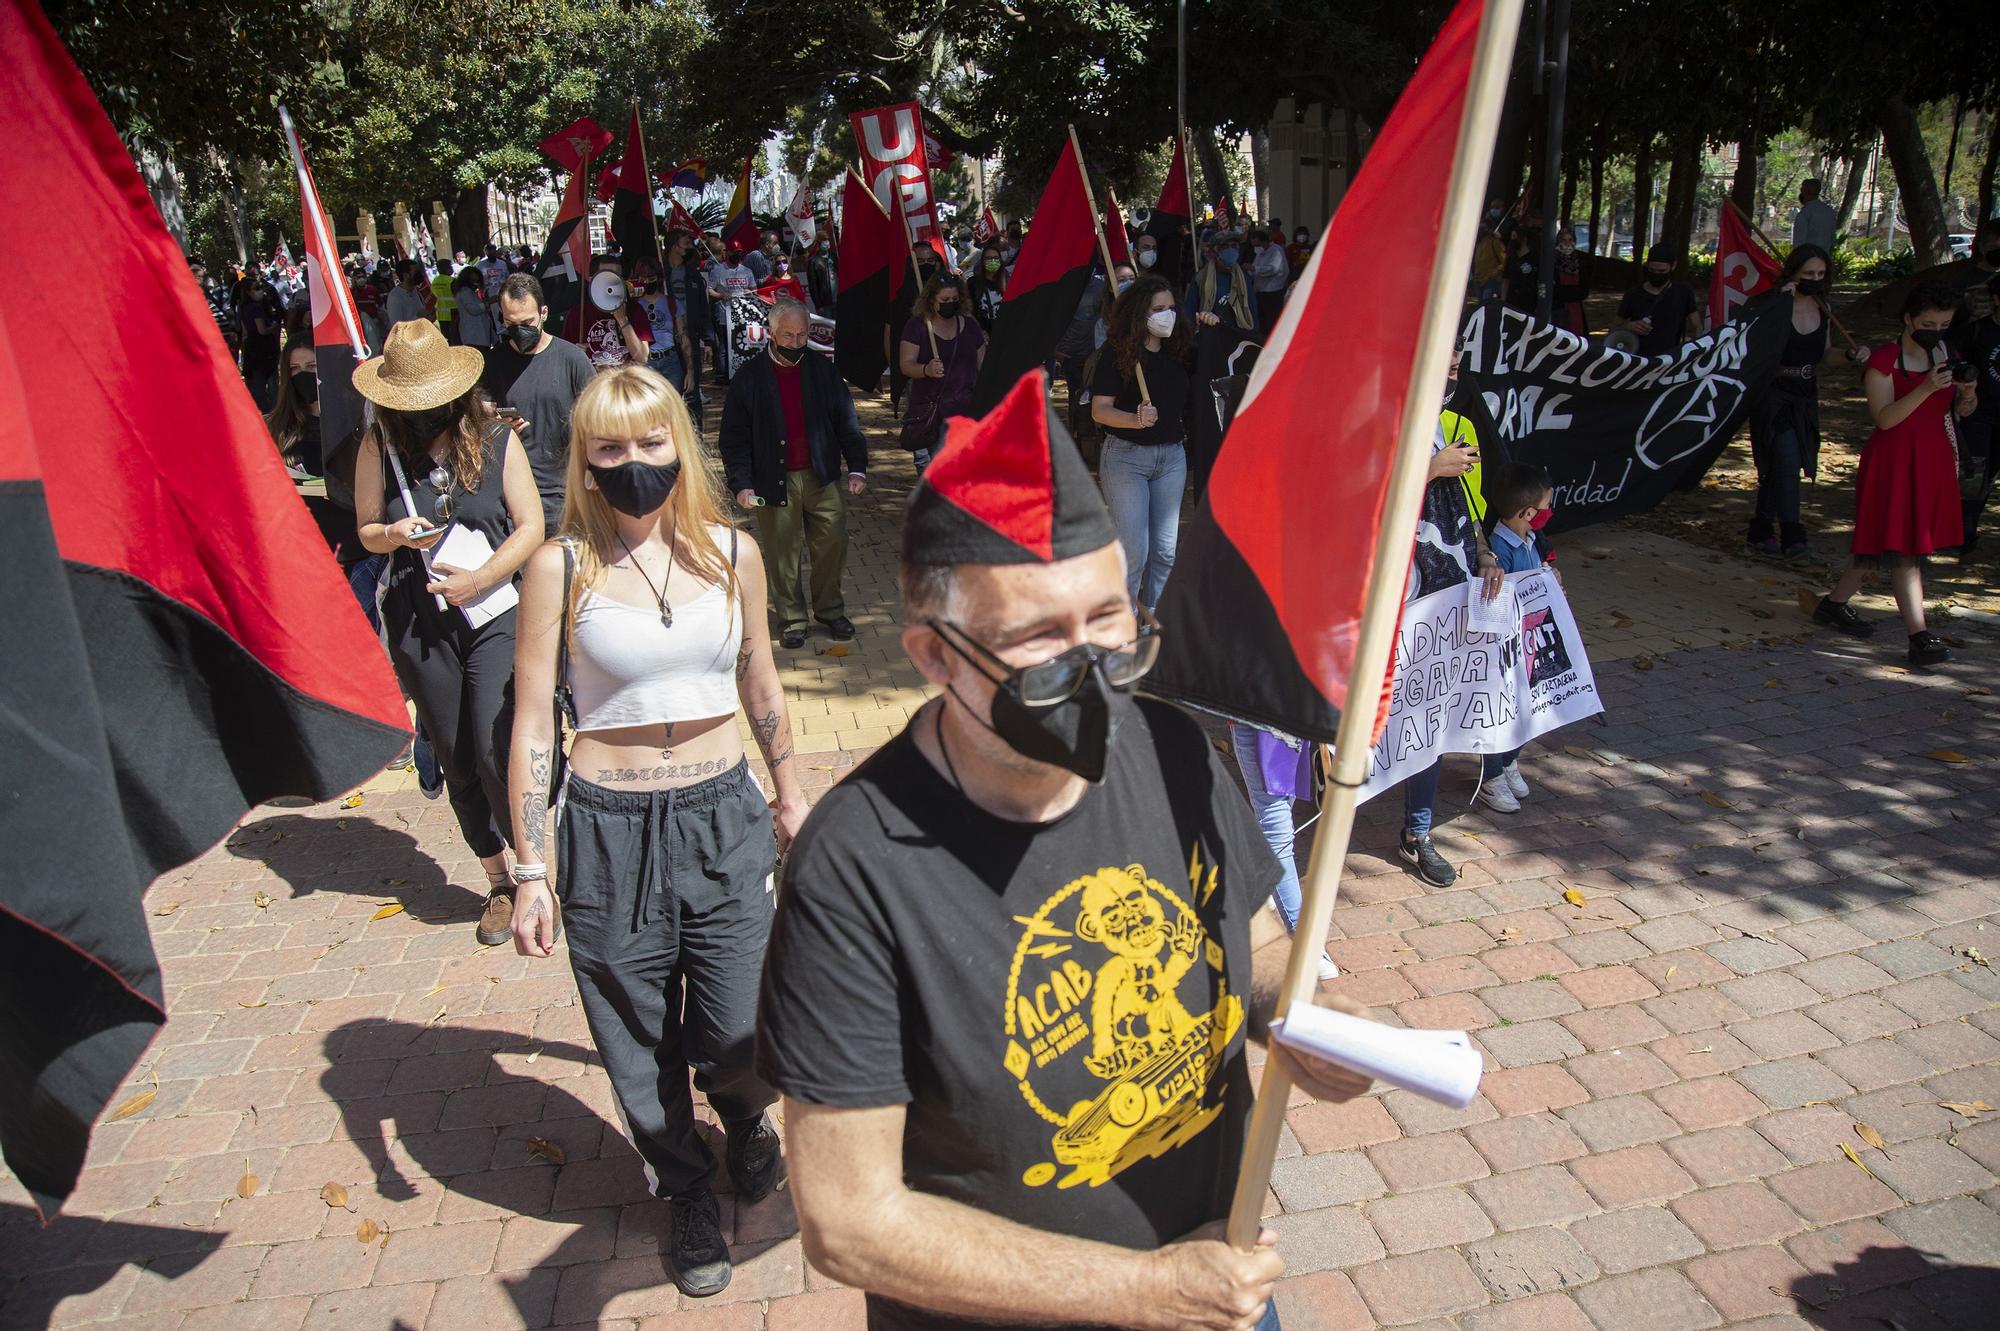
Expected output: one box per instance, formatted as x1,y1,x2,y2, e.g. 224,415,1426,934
1146,309,1177,338
1136,250,1158,269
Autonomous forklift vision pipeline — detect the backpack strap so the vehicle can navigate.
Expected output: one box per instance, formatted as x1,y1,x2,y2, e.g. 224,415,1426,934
557,538,577,725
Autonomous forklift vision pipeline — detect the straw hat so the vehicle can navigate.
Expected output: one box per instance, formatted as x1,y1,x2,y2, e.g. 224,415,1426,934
352,319,484,411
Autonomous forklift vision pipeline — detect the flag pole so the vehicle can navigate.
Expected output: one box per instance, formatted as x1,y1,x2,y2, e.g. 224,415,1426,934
1223,0,1527,1253
632,96,664,273
891,174,941,361
1067,126,1149,407
1725,198,1860,353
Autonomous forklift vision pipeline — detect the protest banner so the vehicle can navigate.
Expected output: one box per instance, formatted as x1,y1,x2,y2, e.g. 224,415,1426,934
851,101,943,247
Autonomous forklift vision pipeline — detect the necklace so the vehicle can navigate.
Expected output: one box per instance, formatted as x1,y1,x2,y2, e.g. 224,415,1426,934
617,536,674,628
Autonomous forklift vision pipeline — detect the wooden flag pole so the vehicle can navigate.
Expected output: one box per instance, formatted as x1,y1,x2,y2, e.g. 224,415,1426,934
1725,198,1861,353
1223,0,1526,1253
632,96,664,273
889,174,941,361
1067,125,1149,406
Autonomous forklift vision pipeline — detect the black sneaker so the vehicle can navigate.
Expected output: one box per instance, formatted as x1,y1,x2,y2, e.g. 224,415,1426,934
1812,596,1875,639
1399,834,1457,888
1781,542,1811,564
818,615,857,641
668,1186,732,1298
779,627,807,650
1748,536,1780,558
725,1113,784,1203
1909,631,1950,667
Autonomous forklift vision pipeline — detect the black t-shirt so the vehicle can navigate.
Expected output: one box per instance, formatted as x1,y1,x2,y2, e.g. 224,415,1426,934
481,337,594,521
1503,253,1540,311
1964,317,2000,423
1091,347,1190,446
1617,281,1697,356
756,698,1279,1331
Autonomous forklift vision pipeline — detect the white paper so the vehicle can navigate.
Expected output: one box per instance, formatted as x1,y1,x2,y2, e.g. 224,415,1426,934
425,524,519,628
1269,1005,1484,1108
1465,576,1518,639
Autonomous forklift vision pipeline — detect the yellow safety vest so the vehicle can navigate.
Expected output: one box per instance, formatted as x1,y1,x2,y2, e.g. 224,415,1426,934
1439,408,1485,523
430,272,456,319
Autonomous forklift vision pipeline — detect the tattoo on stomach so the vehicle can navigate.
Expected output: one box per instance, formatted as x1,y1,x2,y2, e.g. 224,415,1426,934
593,756,735,783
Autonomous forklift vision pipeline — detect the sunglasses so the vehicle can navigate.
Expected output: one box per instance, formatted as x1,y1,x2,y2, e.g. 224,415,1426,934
931,605,1162,707
428,465,454,522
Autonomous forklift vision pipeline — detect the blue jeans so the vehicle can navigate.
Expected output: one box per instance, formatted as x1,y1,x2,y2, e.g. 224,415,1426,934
1099,436,1186,607
651,347,704,430
1402,759,1442,839
1482,746,1523,779
1230,724,1302,931
1257,1302,1281,1331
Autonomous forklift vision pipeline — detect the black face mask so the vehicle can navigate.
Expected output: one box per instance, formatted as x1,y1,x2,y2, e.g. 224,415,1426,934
953,659,1132,783
1646,271,1671,287
504,322,541,352
1911,327,1944,352
398,404,454,442
1984,247,2000,267
1796,278,1826,297
769,343,805,366
290,369,319,405
936,300,961,316
588,458,682,517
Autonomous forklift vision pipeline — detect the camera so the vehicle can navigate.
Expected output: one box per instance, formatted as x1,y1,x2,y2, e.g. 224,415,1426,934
1950,358,1979,384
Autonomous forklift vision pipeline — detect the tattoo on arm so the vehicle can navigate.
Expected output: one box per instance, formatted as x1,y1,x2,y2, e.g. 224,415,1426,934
521,746,551,859
748,706,792,770
734,634,753,681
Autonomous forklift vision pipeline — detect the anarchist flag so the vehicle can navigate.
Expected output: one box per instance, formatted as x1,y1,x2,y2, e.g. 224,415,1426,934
1103,185,1132,267
606,103,660,271
1146,0,1491,742
722,157,759,252
1145,132,1193,282
0,0,409,1215
834,167,899,391
535,160,593,324
279,106,368,474
968,130,1101,414
1711,201,1782,329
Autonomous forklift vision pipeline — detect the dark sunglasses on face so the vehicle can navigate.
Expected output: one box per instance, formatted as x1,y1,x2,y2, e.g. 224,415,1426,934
930,605,1162,707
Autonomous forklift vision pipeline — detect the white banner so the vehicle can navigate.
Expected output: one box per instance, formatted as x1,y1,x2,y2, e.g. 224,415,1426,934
1358,568,1604,802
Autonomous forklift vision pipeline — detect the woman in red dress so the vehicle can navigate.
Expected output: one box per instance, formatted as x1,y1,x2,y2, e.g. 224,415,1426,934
1814,281,1979,665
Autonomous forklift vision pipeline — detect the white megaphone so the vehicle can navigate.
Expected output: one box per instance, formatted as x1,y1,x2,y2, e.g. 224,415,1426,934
589,271,627,312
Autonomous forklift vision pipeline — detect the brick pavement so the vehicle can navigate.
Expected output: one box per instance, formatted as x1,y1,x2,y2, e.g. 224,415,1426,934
4,395,1999,1329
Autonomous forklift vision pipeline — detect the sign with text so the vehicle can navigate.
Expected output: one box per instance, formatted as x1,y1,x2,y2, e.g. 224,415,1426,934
851,101,942,246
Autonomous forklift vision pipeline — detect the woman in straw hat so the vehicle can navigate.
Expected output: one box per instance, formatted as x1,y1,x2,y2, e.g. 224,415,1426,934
354,320,545,940
504,365,804,1299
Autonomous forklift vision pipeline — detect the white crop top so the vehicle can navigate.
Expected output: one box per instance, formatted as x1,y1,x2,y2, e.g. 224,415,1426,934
568,556,741,733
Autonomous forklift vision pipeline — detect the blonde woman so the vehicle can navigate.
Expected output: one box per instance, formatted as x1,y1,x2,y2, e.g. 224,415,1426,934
506,365,804,1300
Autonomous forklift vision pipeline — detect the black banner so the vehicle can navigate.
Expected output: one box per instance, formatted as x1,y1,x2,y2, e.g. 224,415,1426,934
1459,300,1789,534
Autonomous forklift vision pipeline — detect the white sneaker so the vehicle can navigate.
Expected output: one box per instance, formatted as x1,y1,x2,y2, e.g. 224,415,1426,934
1503,762,1530,800
1316,951,1340,981
1477,780,1521,814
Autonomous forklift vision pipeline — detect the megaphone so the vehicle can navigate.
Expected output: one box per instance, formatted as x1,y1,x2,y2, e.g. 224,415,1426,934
589,271,628,312
1604,329,1641,354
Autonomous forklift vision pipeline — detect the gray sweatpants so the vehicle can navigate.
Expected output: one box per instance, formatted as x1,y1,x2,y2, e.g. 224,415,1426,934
557,761,778,1197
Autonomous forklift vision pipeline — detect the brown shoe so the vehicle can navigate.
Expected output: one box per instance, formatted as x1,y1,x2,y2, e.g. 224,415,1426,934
476,889,514,946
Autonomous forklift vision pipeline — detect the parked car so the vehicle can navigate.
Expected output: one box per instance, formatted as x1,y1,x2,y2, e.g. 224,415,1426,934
1948,233,1973,260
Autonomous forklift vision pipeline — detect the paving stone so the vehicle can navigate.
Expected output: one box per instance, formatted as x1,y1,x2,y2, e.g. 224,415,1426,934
1651,1075,1768,1131
1718,971,1822,1016
1811,1037,1939,1093
1666,1125,1794,1186
1680,1246,1813,1322
1568,1142,1700,1208
1669,1181,1808,1249
1707,936,1807,975
1860,938,1960,980
1479,1064,1590,1118
1863,1138,1994,1205
1640,988,1749,1035
1842,1085,1963,1143
1735,1056,1855,1110
1480,981,1583,1022
1264,1205,1389,1275
1566,1048,1677,1098
1379,1089,1497,1136
1468,1165,1599,1230
1476,1020,1586,1069
1464,1115,1589,1173
1364,1187,1494,1254
1457,1291,1596,1331
1573,1267,1722,1331
1558,1095,1680,1151
1810,993,1922,1042
1557,966,1660,1008
1463,1229,1599,1301
1560,1005,1671,1054
1569,1207,1703,1274
1649,1030,1760,1078
1270,1151,1388,1212
1791,953,1896,999
1350,1249,1489,1326
1732,1010,1841,1059
1786,1218,1935,1305
1365,1133,1491,1192
1288,1096,1402,1153
1880,974,1985,1024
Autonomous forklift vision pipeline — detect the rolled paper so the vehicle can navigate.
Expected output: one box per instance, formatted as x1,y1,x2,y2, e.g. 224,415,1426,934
1269,1005,1484,1108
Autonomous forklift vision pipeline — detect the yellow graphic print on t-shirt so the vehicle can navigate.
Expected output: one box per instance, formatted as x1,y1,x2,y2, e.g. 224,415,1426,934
1003,851,1243,1190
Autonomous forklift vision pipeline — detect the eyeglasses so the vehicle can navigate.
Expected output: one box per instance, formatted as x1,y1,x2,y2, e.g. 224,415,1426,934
932,604,1162,707
428,465,454,522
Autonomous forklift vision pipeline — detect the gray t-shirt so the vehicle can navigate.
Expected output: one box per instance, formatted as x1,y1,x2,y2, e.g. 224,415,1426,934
1792,199,1837,254
480,336,595,528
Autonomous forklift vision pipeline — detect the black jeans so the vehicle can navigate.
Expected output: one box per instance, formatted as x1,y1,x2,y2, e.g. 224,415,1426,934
383,595,515,857
1750,425,1806,549
558,762,778,1198
1960,412,1996,546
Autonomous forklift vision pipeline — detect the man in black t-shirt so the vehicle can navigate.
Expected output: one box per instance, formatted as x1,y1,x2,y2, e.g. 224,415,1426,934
1615,245,1701,356
480,272,595,532
756,370,1373,1331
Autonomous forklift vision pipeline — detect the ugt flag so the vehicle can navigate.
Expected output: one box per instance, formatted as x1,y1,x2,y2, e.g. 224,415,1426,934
786,179,816,248
0,0,409,1215
1146,0,1492,742
1710,202,1781,329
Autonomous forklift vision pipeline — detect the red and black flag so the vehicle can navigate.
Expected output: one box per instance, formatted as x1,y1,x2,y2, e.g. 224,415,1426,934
1145,131,1193,282
834,167,899,391
535,157,594,325
1103,185,1132,268
606,102,661,271
279,105,368,473
969,129,1101,414
0,0,409,1216
1145,0,1491,743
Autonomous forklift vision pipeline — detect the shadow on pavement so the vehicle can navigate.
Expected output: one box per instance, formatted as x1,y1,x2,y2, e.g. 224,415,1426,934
225,811,484,925
0,1202,226,1326
1788,1243,1999,1329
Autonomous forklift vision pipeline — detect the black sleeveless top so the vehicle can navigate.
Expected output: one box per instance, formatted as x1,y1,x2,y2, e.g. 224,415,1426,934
1775,315,1829,397
381,420,516,610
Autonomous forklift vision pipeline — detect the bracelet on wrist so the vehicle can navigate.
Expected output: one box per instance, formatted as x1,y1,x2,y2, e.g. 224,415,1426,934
511,864,548,883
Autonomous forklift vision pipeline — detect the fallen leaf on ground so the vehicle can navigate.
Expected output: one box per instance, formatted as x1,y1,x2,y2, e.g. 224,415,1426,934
819,644,850,657
422,983,449,998
427,1006,448,1026
341,793,366,809
107,1086,157,1122
252,890,273,909
1966,687,1993,697
1633,656,1654,671
524,1045,543,1063
1664,965,1678,982
1562,886,1588,908
320,1181,352,1210
1940,1101,1991,1117
1855,1122,1888,1152
525,1136,567,1166
370,903,405,921
237,1001,267,1009
1495,927,1522,942
1839,1142,1875,1178
1699,791,1732,809
1924,750,1971,764
1613,618,1634,630
1762,679,1778,688
1953,945,1991,969
236,1169,259,1198
356,1218,382,1244
151,902,181,917
1758,577,1782,586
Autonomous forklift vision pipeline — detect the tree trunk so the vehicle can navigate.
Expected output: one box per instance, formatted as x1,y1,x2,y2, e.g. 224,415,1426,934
1560,160,1578,229
451,186,491,254
1941,95,1965,227
1484,56,1534,214
212,148,253,266
1731,139,1761,218
1631,136,1655,259
1250,128,1272,220
134,138,189,253
1343,106,1368,175
1836,145,1870,235
1980,110,1999,228
1588,146,1605,255
1192,126,1229,214
1660,131,1702,257
1877,96,1949,265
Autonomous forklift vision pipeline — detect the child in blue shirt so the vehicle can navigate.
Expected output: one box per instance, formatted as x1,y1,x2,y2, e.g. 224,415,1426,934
1478,463,1556,814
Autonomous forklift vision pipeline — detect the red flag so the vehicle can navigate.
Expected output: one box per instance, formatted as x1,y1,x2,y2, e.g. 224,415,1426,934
606,103,660,270
279,105,369,461
834,167,900,390
1711,202,1782,328
1147,0,1488,739
0,0,408,1213
851,101,944,249
666,198,700,236
969,130,1100,414
1155,133,1191,220
972,206,1000,243
539,116,612,174
534,160,593,323
1103,185,1132,266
